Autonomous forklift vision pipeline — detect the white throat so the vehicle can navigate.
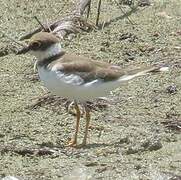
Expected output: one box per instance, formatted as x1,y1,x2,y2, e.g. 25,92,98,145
30,43,62,61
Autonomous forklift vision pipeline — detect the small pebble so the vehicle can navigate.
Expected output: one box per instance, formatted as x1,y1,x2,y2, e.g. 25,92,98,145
148,140,163,151
2,176,20,180
166,85,177,94
63,166,92,180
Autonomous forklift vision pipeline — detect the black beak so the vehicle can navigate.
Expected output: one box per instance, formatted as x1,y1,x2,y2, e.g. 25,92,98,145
16,45,30,55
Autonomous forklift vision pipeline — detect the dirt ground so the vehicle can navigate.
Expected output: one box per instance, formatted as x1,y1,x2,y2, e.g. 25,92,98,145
0,0,181,179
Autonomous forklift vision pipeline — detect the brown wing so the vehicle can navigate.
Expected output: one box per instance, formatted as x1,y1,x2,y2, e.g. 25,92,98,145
48,53,125,83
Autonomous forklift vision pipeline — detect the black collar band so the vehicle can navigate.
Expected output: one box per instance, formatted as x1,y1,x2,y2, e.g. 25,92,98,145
37,51,65,67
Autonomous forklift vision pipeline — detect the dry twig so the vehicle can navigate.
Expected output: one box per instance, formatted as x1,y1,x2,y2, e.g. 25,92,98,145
0,145,58,156
34,16,47,32
96,0,102,26
20,0,96,40
1,31,25,47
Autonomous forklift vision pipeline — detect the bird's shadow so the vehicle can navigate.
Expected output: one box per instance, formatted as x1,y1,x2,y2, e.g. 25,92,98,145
75,140,123,149
80,142,112,149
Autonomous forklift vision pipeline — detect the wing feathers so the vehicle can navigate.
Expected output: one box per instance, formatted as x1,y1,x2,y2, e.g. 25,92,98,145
48,53,168,85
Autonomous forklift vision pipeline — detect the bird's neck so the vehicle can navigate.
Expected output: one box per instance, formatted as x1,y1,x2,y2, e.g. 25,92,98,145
32,43,65,67
32,43,62,61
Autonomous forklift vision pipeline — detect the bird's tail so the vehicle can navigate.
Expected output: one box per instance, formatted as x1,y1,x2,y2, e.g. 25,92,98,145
118,65,169,82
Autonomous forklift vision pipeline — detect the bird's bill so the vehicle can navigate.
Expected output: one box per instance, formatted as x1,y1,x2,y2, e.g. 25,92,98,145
16,45,30,55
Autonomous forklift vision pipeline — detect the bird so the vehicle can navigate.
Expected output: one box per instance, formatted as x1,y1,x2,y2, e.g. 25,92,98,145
17,32,168,148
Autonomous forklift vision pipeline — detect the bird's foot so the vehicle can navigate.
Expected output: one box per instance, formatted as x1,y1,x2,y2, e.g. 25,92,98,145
66,139,77,147
65,139,87,148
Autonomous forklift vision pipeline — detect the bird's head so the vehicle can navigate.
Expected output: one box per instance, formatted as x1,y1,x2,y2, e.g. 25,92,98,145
17,32,62,61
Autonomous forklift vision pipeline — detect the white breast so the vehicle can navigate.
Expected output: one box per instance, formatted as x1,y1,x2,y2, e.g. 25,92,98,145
38,67,121,101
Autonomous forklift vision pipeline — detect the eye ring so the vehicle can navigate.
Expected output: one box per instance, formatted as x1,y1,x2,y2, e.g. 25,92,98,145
30,41,41,50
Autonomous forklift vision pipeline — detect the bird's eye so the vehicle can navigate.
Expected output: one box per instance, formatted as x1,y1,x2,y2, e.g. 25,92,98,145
30,41,41,50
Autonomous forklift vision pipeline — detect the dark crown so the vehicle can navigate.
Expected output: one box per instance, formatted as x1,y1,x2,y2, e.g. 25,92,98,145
28,32,60,51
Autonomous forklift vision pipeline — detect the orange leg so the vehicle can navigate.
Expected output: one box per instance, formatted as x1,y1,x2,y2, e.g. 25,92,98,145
80,104,91,146
67,101,80,147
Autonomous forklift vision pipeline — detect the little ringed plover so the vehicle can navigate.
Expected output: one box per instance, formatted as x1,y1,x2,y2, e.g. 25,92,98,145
17,32,168,147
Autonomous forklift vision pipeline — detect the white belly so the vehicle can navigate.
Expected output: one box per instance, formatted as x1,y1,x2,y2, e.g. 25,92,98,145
38,67,120,101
